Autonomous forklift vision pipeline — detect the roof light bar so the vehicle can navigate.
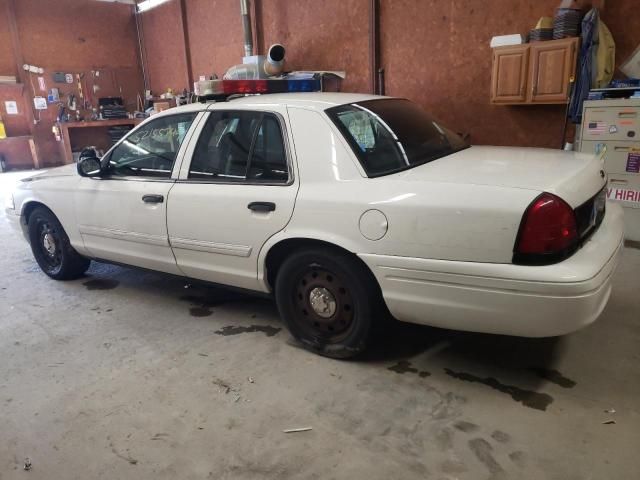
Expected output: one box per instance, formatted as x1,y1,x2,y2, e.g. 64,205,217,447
198,78,321,100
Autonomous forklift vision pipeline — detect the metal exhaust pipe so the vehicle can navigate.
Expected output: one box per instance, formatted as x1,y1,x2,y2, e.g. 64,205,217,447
240,0,253,57
263,44,286,76
224,43,286,80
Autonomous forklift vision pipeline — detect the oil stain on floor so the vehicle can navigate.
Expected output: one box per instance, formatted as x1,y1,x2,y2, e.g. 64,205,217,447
180,292,248,317
179,295,223,317
388,360,431,378
444,368,553,411
214,325,281,337
83,278,120,291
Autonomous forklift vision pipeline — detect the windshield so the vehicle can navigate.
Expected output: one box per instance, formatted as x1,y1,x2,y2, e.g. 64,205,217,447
326,99,469,177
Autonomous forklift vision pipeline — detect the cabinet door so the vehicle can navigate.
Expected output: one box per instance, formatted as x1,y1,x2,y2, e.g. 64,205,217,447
491,45,530,104
529,38,578,104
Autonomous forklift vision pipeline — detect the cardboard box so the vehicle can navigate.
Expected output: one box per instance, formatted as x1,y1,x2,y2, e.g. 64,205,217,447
153,101,171,113
621,44,640,80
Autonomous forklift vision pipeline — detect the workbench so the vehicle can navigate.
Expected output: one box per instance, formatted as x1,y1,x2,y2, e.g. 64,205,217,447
57,118,142,164
0,135,37,170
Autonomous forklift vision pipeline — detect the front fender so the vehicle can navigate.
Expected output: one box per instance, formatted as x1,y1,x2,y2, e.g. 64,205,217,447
12,176,88,255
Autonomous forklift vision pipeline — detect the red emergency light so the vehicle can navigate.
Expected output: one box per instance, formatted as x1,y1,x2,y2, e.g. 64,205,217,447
199,78,321,99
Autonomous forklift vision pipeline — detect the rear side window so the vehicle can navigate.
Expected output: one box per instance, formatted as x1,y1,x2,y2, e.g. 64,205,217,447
250,116,288,182
326,99,469,177
189,111,289,183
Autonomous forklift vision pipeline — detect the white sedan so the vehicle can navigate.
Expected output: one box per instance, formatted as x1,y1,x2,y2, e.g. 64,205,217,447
5,93,624,358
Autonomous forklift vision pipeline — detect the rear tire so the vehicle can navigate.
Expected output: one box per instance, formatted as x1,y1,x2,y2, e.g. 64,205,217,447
28,207,90,280
275,247,382,359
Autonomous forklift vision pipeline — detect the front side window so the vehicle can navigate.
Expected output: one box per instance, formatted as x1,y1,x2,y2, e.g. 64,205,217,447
189,111,289,183
107,113,197,178
326,99,469,177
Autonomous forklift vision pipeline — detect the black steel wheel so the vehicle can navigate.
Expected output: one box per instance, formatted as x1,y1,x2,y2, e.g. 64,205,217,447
28,207,90,280
293,267,355,343
275,247,383,358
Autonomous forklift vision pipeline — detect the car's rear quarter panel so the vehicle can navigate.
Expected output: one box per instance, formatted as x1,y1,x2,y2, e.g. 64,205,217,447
276,103,625,338
283,105,539,264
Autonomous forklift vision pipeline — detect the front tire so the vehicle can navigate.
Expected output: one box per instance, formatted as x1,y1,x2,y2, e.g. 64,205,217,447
275,247,382,359
28,207,90,280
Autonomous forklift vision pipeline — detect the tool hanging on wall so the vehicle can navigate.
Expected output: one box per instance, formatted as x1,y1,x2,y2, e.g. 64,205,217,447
561,75,577,149
80,73,93,110
67,93,77,111
137,93,144,112
51,124,61,142
56,104,66,123
76,73,84,103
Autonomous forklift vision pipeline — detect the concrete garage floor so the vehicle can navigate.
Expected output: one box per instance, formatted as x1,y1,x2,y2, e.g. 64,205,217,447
1,171,639,480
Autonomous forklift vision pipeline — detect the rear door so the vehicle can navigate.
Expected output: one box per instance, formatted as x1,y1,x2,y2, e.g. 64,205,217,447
167,106,298,291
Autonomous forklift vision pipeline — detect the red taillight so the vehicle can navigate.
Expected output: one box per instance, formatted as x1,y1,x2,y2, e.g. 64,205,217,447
515,193,577,260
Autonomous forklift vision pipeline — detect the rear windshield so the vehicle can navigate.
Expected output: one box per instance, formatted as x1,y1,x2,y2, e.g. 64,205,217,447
326,99,469,177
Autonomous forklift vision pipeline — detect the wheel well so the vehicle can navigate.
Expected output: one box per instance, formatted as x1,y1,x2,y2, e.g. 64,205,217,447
264,238,381,293
22,201,51,224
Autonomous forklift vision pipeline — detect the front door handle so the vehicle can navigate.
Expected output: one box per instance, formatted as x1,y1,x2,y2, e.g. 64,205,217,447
142,194,164,204
248,201,276,212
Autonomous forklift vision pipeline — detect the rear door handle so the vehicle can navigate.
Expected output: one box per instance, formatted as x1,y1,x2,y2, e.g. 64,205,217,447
248,201,276,212
142,194,164,204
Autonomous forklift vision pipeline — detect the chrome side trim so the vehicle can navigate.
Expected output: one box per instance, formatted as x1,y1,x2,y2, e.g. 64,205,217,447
79,225,169,246
169,237,252,257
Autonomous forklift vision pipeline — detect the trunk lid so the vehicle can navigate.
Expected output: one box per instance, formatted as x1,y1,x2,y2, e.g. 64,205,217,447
393,146,606,207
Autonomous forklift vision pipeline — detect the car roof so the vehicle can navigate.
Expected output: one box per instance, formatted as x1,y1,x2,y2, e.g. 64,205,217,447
153,92,388,118
213,92,385,109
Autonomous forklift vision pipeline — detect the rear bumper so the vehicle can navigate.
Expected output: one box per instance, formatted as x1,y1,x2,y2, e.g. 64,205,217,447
359,203,624,337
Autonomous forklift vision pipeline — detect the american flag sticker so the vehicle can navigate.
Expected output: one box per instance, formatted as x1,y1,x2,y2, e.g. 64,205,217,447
588,121,607,134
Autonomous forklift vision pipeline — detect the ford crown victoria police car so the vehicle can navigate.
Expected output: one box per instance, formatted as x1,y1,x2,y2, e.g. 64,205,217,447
6,93,624,358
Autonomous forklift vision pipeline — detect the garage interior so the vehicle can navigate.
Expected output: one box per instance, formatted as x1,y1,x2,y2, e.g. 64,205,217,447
1,0,640,479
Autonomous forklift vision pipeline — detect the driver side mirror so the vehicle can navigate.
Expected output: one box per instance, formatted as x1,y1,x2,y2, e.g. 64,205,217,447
77,147,103,177
77,156,103,177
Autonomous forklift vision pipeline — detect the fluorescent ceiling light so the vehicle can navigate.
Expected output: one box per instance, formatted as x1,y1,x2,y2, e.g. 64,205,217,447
93,0,136,4
137,0,172,12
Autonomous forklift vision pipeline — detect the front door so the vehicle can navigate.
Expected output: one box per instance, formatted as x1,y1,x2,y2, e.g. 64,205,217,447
75,111,200,274
167,107,298,291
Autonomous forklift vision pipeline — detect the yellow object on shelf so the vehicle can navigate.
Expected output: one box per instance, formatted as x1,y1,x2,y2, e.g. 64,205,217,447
535,17,554,30
0,114,7,139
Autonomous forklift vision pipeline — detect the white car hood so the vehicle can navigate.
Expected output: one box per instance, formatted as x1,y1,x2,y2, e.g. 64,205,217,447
393,146,605,207
25,164,77,182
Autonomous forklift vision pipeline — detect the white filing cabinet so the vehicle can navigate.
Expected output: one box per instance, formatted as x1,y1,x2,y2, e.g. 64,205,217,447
580,99,640,242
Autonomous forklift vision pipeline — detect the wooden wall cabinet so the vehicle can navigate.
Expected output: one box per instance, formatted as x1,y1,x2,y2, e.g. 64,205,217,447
491,38,579,105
